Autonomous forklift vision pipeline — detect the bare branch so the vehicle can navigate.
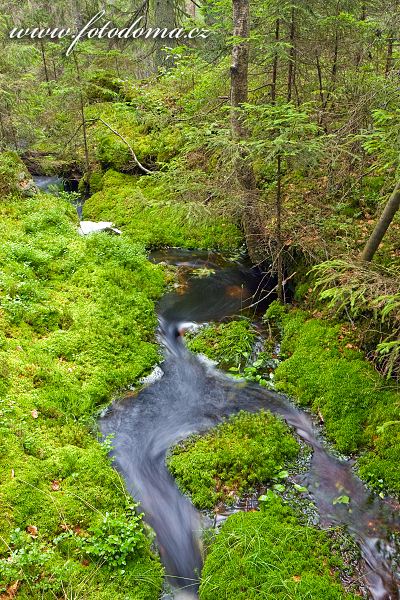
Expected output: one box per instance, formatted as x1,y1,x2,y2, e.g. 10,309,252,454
88,117,154,175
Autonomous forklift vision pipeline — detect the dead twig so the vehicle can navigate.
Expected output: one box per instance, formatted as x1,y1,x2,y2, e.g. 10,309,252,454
87,117,154,175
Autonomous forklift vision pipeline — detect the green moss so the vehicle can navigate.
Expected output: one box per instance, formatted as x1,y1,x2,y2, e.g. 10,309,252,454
263,299,289,324
83,169,243,251
187,319,256,369
0,193,164,598
199,497,358,600
87,101,183,171
273,310,400,494
167,411,299,510
0,151,37,197
89,170,104,194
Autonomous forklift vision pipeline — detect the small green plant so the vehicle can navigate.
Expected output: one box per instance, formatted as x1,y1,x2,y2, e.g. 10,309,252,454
78,509,145,570
332,495,350,505
0,528,74,595
230,352,278,387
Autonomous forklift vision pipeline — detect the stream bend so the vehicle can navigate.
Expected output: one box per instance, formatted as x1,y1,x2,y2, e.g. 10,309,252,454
99,249,399,600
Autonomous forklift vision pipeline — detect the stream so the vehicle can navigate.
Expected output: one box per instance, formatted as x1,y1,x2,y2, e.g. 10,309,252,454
33,175,84,217
98,248,399,600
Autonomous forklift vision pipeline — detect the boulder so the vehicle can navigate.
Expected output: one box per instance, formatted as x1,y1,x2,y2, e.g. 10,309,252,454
0,152,38,197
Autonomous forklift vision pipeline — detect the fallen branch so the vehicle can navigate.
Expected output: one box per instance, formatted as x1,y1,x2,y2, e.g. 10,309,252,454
87,117,154,175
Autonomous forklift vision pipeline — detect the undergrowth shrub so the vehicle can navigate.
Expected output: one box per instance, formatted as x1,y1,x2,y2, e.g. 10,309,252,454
80,512,144,568
311,259,400,379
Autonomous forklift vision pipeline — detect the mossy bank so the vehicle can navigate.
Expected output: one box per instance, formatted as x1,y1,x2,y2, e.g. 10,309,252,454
271,306,400,496
83,169,243,251
200,498,358,600
0,190,165,598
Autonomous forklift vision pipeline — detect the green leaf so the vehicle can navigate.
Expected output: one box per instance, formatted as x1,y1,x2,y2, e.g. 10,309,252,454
332,495,350,505
273,483,285,492
293,484,308,493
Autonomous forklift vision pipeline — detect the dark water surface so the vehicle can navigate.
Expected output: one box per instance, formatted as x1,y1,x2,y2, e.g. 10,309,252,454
99,249,399,600
33,175,84,217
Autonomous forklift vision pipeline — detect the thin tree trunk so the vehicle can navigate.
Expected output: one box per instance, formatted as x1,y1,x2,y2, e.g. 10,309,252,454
360,181,400,261
271,18,280,103
385,34,394,76
0,113,6,148
355,4,366,68
276,153,283,301
287,7,296,102
73,52,90,175
315,53,326,127
52,58,58,81
324,28,339,111
40,39,52,96
230,0,255,190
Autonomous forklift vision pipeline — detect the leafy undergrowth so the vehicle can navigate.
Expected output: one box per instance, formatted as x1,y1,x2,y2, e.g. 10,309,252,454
199,497,358,600
167,410,299,510
186,319,256,370
0,192,164,598
83,169,243,251
269,306,400,495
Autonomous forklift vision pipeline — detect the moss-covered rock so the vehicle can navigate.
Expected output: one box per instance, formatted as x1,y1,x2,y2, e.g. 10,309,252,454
186,319,256,369
0,151,38,197
168,410,299,509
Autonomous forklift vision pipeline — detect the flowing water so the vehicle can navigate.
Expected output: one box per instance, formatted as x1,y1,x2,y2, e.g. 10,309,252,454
33,175,84,217
99,249,399,600
33,175,64,193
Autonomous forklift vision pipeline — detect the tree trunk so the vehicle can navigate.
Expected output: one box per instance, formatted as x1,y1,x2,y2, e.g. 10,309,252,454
271,18,280,103
315,53,328,132
230,0,255,190
276,153,284,301
39,39,52,96
52,58,58,81
360,181,400,261
287,7,296,102
324,27,339,111
385,34,394,76
231,0,250,140
0,113,6,148
73,52,90,175
154,0,176,70
355,4,366,68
